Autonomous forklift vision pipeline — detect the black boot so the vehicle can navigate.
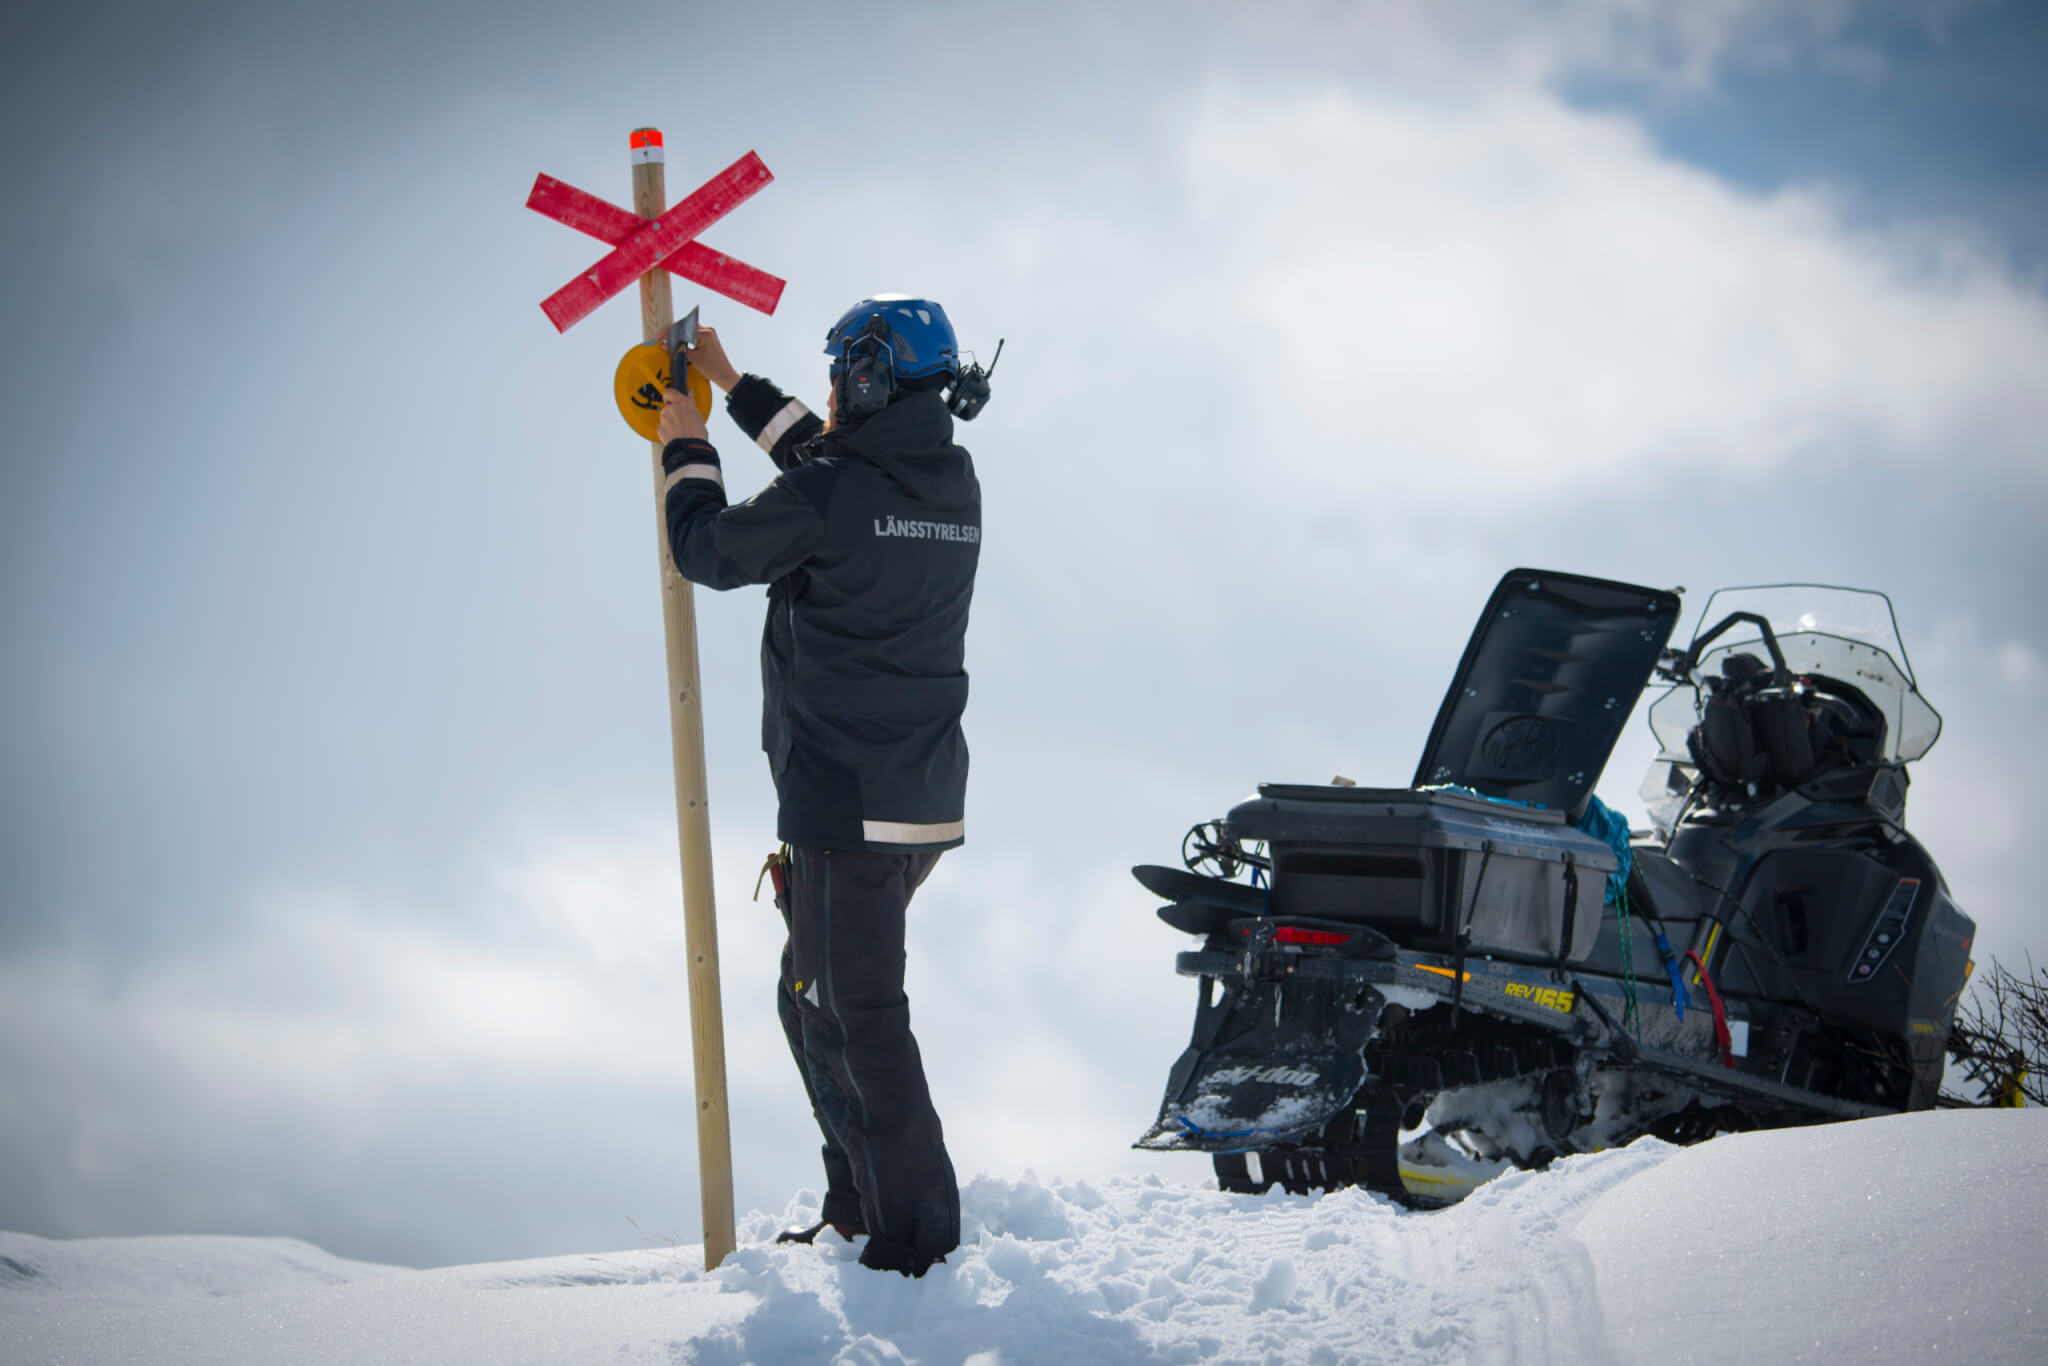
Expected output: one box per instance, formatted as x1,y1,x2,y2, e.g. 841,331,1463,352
857,1232,946,1277
774,1218,862,1246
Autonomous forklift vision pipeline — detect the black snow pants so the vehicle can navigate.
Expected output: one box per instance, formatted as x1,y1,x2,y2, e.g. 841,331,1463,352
775,846,960,1274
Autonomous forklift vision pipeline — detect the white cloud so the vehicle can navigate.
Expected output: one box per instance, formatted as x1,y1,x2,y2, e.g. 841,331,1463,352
789,42,2048,675
0,814,1195,1260
1186,85,2048,511
1201,0,1891,96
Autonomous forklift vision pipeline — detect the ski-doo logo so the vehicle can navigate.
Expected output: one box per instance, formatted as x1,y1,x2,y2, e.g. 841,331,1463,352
1506,983,1576,1012
873,514,980,544
1205,1064,1322,1089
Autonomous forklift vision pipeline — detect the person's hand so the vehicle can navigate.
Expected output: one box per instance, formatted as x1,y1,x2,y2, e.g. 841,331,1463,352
688,325,742,392
657,387,708,444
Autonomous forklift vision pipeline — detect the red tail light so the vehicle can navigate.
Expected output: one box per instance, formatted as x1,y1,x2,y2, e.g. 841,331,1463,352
1272,926,1351,946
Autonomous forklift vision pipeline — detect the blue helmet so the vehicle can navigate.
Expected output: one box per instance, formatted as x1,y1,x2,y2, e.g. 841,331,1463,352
823,296,960,383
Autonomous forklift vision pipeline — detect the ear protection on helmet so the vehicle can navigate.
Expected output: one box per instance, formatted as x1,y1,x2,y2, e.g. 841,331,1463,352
839,316,895,420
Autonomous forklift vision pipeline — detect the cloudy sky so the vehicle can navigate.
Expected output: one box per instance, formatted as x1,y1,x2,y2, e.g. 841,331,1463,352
3,0,2044,1268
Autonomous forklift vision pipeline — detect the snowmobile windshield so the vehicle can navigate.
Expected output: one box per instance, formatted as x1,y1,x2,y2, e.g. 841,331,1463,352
1647,584,1942,765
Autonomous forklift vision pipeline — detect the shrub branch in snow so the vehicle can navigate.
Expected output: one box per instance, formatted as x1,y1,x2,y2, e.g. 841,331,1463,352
1945,956,2048,1107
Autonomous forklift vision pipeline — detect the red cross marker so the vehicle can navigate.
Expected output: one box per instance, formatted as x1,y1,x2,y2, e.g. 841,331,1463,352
527,142,785,331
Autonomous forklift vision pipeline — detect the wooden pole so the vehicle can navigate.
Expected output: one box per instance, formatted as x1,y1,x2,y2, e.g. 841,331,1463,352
631,125,735,1272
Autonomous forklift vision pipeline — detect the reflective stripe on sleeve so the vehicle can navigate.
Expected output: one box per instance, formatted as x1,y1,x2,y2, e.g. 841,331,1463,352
663,462,724,493
862,819,965,845
756,399,811,453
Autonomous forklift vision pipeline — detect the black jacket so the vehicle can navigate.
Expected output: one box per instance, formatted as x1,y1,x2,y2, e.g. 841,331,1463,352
663,376,980,852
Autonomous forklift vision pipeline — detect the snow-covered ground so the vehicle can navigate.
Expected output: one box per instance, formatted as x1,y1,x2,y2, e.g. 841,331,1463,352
4,1109,2040,1366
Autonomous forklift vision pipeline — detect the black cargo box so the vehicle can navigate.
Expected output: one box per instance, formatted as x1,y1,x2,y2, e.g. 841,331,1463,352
1225,784,1617,960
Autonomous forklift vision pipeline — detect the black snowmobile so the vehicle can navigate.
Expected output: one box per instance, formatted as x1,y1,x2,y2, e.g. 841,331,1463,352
1133,569,1976,1203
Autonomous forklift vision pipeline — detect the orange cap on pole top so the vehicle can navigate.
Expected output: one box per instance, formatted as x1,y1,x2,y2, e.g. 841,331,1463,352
630,127,664,164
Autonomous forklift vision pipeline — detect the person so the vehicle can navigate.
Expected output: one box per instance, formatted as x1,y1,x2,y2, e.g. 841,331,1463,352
654,296,986,1277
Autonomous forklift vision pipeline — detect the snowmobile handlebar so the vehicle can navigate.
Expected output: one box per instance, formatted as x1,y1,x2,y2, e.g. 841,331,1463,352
1663,611,1792,689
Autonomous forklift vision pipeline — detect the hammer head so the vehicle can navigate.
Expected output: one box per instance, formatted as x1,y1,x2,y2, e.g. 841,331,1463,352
664,306,700,394
666,306,700,360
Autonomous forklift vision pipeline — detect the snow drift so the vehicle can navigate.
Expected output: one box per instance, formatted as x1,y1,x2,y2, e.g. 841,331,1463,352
3,1109,2040,1365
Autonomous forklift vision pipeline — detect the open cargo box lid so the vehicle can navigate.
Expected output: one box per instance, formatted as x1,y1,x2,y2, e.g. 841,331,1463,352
1411,569,1683,819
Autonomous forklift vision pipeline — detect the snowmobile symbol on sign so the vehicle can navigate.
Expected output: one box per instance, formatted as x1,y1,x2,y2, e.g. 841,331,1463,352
611,306,713,440
1134,569,1974,1205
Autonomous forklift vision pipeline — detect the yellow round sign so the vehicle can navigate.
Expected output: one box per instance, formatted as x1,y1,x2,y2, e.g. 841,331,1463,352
613,342,714,443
